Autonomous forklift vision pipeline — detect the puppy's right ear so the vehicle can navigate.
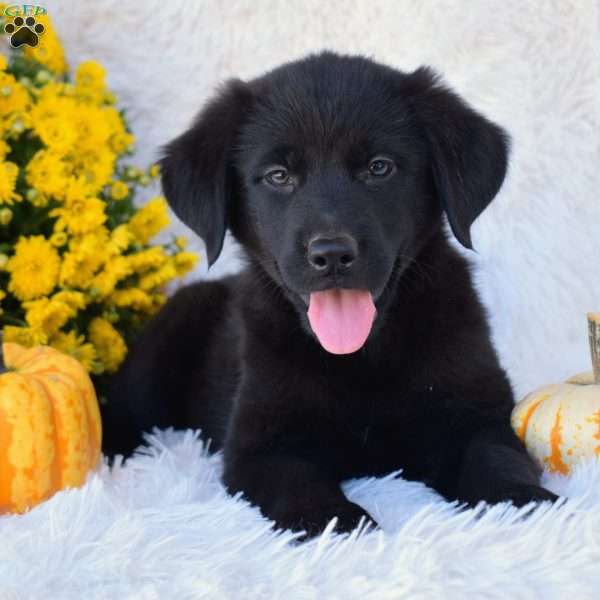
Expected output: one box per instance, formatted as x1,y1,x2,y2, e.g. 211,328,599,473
160,80,253,266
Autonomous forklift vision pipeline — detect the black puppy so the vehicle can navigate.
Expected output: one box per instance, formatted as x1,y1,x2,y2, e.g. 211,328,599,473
103,52,557,537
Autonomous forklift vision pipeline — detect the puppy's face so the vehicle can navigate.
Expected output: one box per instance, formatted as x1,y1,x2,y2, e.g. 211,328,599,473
161,53,508,354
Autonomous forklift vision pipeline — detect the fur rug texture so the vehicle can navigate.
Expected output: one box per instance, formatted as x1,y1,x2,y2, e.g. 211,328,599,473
2,1,599,598
1,430,600,599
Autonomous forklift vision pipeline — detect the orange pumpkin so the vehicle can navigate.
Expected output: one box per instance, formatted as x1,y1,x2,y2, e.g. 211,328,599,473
511,313,600,474
0,334,102,514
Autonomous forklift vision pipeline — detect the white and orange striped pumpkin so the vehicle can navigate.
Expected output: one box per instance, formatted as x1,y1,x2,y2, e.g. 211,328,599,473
0,335,101,514
511,313,600,475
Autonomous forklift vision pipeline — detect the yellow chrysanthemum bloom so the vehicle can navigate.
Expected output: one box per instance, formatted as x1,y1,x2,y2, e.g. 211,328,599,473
26,149,71,201
51,193,107,234
23,14,68,75
109,288,153,311
0,72,30,117
88,317,127,373
73,148,116,193
110,180,129,200
108,224,133,254
3,325,47,346
128,196,170,244
173,251,199,277
52,290,87,311
73,103,113,150
0,161,21,204
35,114,78,155
7,235,60,300
28,89,79,154
75,60,106,93
126,246,168,273
89,256,133,299
23,297,76,337
138,261,178,292
59,233,107,288
50,331,97,372
0,55,7,71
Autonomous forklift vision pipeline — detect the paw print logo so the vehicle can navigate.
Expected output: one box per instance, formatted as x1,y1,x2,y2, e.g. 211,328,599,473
4,16,45,48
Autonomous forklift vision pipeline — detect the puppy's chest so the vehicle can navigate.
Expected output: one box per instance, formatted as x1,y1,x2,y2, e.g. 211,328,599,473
316,366,446,469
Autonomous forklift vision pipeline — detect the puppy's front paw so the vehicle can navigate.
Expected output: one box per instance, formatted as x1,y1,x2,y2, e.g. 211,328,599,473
276,500,376,540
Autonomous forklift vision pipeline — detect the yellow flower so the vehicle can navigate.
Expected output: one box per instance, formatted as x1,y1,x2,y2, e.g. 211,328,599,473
110,180,129,200
173,251,199,276
50,331,96,371
0,72,30,117
52,290,87,311
128,196,170,244
175,236,187,250
26,149,71,201
23,14,68,75
0,55,7,71
138,261,177,291
108,224,133,254
109,288,153,311
149,164,160,178
0,161,21,204
89,256,133,299
3,325,47,346
73,148,116,193
50,179,107,234
59,233,107,288
73,103,113,150
126,246,167,273
7,236,60,300
34,113,78,155
23,297,76,337
88,317,127,373
75,61,106,93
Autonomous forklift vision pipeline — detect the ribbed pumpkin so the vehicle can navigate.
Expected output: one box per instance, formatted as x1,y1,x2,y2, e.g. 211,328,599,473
511,313,600,475
0,334,102,514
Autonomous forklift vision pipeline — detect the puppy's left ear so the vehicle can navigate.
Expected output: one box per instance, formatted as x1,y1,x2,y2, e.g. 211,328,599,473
160,79,253,266
407,67,510,249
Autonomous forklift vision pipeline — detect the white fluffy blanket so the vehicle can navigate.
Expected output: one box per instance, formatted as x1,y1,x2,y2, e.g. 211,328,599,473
1,429,599,599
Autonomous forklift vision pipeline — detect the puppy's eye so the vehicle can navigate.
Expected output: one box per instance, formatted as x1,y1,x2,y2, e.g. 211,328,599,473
264,168,291,187
368,157,395,178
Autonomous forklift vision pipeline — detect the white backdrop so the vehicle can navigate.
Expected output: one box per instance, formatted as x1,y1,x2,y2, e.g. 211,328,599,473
46,0,600,398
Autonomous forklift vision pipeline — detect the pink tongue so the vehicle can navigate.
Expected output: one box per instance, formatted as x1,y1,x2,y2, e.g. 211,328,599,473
307,289,376,354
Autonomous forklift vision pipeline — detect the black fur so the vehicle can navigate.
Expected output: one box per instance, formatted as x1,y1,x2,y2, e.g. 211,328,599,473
103,52,557,538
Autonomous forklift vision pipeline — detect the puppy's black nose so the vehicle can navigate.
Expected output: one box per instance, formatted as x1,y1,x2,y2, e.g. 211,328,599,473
307,236,358,272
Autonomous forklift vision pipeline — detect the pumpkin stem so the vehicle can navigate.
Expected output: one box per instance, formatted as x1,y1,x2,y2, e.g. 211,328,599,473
0,330,6,375
588,313,600,385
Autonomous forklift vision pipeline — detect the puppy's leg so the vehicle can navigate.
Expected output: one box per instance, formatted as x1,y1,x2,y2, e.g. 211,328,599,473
102,280,233,459
224,453,374,539
455,423,558,507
